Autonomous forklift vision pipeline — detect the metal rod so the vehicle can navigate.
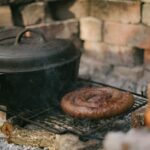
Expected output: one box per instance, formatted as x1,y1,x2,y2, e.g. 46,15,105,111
16,115,62,134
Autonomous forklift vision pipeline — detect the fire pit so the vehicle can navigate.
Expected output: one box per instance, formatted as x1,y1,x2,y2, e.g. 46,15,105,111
0,1,150,149
0,78,146,150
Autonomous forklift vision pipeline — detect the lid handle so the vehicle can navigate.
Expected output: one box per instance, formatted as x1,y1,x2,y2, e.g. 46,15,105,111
15,29,47,45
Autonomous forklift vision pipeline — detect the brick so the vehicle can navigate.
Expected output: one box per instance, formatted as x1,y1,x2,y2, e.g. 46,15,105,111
104,22,150,49
80,17,102,42
69,0,90,18
21,2,46,26
51,0,90,20
142,4,150,26
91,1,140,23
27,19,79,42
84,41,144,66
0,6,13,27
83,41,107,61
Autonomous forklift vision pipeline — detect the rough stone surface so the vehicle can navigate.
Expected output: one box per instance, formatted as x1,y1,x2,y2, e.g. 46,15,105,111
21,2,47,26
84,41,144,66
69,0,90,18
91,1,140,23
56,134,100,150
27,19,79,40
104,22,150,49
142,4,150,26
83,41,108,60
0,6,13,27
80,17,102,42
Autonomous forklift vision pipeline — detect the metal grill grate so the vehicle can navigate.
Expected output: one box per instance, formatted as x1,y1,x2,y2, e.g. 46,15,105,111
8,79,148,140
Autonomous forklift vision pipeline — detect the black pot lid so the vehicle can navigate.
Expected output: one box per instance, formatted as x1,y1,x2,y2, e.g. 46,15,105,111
0,29,81,73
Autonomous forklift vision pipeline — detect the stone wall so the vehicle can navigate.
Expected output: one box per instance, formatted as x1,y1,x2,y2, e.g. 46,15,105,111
0,0,150,77
78,0,150,69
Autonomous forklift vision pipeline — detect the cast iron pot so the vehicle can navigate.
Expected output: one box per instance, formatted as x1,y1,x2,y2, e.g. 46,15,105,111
0,29,81,111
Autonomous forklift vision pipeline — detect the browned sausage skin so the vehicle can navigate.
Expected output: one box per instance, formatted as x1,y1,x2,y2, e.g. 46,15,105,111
61,87,134,119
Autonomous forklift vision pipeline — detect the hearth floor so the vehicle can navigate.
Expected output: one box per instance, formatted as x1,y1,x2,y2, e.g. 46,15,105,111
0,54,148,150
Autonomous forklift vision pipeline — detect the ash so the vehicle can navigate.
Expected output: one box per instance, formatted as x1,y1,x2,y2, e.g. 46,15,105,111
0,138,43,150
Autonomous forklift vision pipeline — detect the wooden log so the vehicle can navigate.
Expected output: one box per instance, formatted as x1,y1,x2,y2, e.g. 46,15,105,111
131,105,146,128
144,84,150,127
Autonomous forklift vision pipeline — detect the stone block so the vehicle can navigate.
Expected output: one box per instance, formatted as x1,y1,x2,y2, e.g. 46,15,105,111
80,17,102,42
104,21,150,49
69,0,90,18
83,41,107,60
91,1,140,23
142,4,150,26
0,6,13,27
